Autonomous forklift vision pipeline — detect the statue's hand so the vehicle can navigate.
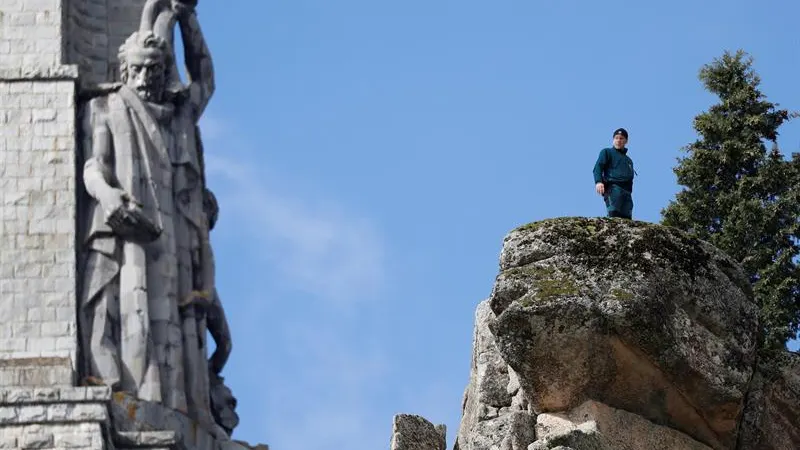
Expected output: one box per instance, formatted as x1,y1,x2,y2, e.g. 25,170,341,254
102,189,162,243
100,187,130,221
171,0,197,18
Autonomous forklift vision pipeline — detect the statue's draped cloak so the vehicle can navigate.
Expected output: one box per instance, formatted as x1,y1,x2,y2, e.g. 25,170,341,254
78,85,209,417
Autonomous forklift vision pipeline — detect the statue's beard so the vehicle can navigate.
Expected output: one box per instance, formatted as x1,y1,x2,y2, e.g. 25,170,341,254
132,83,163,103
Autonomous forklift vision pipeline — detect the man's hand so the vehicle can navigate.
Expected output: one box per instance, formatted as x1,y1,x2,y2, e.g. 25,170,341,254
595,182,605,196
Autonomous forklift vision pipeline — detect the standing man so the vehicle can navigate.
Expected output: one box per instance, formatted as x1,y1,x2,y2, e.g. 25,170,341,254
593,128,636,219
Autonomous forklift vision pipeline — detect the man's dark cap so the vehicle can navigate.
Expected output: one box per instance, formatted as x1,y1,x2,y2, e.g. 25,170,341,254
613,128,628,139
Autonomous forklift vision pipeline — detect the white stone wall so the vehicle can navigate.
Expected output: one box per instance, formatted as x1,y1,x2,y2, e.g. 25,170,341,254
0,0,68,70
0,423,104,449
2,0,79,382
1,0,146,83
0,79,77,380
0,79,78,383
0,386,112,449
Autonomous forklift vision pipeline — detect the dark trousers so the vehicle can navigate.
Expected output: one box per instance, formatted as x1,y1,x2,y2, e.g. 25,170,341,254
604,183,633,219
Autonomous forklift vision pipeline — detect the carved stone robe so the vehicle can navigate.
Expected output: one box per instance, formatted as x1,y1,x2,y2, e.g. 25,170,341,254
79,85,177,405
78,85,210,419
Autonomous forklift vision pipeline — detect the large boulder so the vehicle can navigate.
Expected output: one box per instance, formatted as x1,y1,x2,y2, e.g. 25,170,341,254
488,217,759,449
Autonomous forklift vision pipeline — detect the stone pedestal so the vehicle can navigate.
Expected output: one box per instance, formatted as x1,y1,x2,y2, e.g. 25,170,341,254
0,386,110,449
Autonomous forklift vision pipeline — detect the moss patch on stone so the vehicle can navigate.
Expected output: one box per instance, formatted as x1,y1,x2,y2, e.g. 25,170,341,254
610,288,635,302
505,264,581,306
534,277,580,300
513,217,712,279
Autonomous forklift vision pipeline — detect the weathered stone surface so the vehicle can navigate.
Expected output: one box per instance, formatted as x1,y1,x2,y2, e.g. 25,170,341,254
0,423,105,450
532,400,712,450
488,218,759,449
0,77,78,371
115,430,176,447
0,362,74,388
110,391,228,449
20,430,54,449
0,386,110,427
456,301,509,437
529,419,608,450
736,352,800,450
0,386,111,405
459,411,535,450
0,0,73,70
455,300,535,450
390,414,446,450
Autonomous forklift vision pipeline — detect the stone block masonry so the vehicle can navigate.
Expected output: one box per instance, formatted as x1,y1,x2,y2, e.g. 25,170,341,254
1,0,145,387
0,78,78,385
66,0,147,85
0,386,111,450
0,386,179,449
0,0,67,70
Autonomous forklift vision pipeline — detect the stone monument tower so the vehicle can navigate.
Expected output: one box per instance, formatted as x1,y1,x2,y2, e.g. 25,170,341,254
0,1,264,449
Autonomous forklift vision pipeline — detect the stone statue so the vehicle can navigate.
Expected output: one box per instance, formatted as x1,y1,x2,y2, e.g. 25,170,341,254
77,26,174,404
210,371,240,436
77,0,231,430
201,189,239,436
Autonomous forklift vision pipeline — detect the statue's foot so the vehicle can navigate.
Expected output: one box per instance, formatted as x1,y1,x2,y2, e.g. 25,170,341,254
83,376,124,392
82,376,107,386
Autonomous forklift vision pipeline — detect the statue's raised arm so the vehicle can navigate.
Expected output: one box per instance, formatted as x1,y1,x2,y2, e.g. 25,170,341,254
173,0,215,119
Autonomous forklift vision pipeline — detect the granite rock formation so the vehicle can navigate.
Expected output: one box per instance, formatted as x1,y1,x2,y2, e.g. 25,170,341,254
395,217,800,450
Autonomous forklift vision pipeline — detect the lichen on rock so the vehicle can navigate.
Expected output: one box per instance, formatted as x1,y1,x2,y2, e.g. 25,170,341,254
413,217,800,450
486,217,759,449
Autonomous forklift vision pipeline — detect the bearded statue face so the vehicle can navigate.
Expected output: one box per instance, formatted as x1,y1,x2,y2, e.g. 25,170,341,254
119,32,170,103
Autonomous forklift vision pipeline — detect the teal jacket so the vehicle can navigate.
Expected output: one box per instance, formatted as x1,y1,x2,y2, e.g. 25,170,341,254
593,147,635,192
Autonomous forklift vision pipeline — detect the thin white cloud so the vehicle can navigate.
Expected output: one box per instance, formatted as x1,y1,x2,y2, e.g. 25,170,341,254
198,115,393,450
203,148,385,307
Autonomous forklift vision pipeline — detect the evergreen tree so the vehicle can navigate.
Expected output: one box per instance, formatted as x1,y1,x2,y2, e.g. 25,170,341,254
661,50,800,351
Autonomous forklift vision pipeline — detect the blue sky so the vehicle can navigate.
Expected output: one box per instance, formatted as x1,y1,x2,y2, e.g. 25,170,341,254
183,1,800,448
